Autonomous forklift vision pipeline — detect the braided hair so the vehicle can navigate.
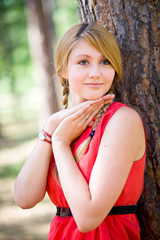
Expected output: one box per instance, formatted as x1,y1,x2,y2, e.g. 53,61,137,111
74,104,109,162
61,79,69,109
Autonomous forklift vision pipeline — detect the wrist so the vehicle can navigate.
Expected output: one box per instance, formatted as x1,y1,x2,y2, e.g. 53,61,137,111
39,129,52,144
52,136,71,147
44,114,60,135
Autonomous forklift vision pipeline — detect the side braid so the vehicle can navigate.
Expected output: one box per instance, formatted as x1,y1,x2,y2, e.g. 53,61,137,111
74,103,110,162
61,78,69,109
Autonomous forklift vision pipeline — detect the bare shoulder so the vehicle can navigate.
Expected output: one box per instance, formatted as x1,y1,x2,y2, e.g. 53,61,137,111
104,105,145,160
108,105,143,128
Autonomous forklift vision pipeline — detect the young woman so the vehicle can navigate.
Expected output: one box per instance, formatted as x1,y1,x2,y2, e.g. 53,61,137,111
14,22,146,239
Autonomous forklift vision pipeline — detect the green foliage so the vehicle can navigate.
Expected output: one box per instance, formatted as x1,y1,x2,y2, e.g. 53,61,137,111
53,0,78,39
0,0,34,95
0,0,78,96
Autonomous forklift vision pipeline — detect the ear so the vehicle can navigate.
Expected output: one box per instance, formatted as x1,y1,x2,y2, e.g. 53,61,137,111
61,69,68,79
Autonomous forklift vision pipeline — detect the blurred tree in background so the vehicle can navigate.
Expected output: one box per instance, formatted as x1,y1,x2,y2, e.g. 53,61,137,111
0,0,33,138
0,0,32,95
0,0,78,95
26,0,59,117
0,0,78,135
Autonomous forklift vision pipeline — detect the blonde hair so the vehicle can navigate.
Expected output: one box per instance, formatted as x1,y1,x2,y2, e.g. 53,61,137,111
55,22,122,108
54,22,122,179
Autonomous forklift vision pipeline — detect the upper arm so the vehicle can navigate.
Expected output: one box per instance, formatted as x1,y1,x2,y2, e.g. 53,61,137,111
87,107,145,228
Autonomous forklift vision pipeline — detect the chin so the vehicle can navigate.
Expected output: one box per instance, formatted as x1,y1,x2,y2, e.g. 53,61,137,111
84,94,105,101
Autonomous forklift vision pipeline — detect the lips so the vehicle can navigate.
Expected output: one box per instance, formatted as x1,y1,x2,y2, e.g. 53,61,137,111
85,82,103,88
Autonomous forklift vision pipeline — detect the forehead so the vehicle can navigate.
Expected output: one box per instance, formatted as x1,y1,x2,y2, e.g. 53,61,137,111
69,39,103,59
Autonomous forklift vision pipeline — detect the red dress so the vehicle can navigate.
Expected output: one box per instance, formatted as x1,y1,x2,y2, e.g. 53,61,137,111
46,102,146,240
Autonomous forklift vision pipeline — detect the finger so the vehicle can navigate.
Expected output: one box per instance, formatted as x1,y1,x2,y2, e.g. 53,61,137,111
68,98,103,114
70,103,99,126
79,102,102,122
87,95,113,108
76,102,104,127
78,100,105,122
86,99,105,115
102,94,115,100
67,104,91,121
88,120,95,127
68,95,110,116
85,102,105,126
88,98,104,106
63,101,91,118
64,95,111,122
70,94,114,112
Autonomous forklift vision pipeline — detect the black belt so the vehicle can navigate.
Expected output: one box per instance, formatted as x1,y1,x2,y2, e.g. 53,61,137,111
56,205,137,218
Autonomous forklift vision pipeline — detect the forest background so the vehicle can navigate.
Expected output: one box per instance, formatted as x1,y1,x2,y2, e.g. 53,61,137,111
0,0,78,239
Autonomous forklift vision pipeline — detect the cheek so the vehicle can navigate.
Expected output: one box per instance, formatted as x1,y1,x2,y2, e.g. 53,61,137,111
106,69,115,83
68,75,81,92
68,67,83,90
110,68,115,78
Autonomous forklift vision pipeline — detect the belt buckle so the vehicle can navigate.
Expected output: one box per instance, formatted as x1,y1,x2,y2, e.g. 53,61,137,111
60,207,69,217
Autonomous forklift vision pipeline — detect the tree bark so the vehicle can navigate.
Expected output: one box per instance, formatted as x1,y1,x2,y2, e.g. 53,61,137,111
25,0,59,118
78,0,160,239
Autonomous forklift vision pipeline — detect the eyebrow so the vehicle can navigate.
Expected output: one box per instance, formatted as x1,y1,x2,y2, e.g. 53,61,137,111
75,54,105,59
75,54,92,58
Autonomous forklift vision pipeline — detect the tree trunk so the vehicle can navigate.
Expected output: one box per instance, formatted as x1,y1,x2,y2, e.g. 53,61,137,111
25,0,59,119
78,0,160,239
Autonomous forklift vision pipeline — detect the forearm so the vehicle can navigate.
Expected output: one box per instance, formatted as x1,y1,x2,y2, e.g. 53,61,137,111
53,141,91,201
14,140,52,208
14,116,59,209
52,141,98,232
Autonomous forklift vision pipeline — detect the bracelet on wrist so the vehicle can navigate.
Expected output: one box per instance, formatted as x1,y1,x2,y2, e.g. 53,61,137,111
42,129,52,138
39,129,52,144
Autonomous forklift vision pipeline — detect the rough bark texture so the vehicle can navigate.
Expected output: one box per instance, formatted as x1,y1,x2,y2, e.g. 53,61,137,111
26,0,59,116
78,0,160,239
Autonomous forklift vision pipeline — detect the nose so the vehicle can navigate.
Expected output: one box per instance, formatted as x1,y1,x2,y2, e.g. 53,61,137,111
88,66,100,79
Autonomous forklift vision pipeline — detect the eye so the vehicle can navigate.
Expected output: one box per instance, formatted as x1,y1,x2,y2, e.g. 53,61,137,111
101,59,110,65
78,60,88,65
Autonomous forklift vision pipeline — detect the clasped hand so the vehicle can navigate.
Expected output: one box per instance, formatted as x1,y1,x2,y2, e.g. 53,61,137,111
49,94,114,145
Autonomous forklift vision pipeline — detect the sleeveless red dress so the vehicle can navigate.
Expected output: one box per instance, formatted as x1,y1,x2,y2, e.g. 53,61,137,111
46,102,146,240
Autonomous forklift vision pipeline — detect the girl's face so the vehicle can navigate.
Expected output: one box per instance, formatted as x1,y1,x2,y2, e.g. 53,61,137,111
63,39,115,105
